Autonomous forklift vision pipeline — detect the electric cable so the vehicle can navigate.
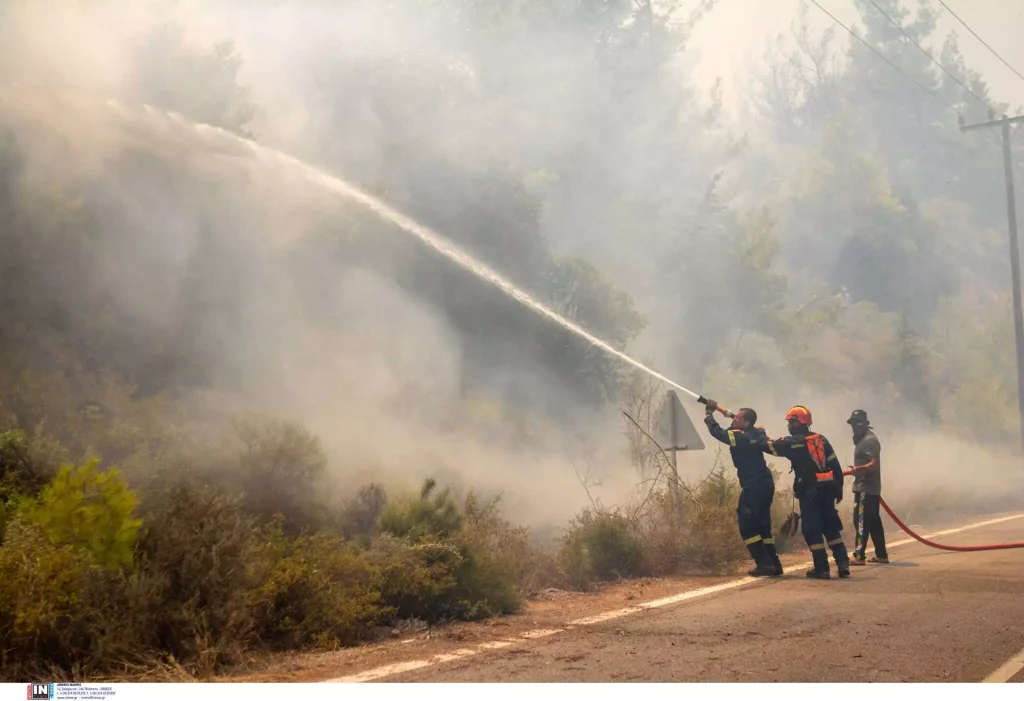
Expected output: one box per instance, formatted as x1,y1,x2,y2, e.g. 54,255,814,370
936,0,1024,87
807,0,1001,147
864,0,992,111
807,0,945,106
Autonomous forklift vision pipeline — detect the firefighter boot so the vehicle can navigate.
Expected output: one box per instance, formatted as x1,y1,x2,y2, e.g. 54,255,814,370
764,540,783,576
805,547,830,579
828,538,851,578
746,541,776,577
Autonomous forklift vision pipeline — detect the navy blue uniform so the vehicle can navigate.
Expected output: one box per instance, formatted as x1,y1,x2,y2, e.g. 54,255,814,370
761,431,850,576
704,415,780,574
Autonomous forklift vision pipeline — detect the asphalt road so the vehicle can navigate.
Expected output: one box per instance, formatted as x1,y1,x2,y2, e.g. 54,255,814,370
378,517,1024,683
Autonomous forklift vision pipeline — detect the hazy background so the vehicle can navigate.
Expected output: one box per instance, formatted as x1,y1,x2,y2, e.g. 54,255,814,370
689,0,1024,121
1,0,1023,530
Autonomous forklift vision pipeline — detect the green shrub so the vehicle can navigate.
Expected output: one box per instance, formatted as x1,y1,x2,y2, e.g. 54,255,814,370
19,459,141,571
0,520,158,678
559,508,646,591
365,534,464,622
379,477,462,540
366,481,529,622
0,457,153,678
251,523,387,650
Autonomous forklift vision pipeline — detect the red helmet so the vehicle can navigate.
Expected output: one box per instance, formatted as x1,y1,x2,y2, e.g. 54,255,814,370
785,405,812,426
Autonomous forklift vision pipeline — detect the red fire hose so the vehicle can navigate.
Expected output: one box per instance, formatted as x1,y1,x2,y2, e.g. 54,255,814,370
841,469,1024,552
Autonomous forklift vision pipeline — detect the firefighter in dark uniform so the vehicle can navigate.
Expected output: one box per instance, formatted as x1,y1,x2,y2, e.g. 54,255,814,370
760,406,851,579
702,400,782,577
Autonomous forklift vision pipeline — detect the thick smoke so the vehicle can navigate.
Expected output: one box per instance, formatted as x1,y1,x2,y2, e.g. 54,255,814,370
0,0,1020,531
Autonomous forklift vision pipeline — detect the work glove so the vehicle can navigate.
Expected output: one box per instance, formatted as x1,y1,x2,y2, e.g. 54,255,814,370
704,398,718,415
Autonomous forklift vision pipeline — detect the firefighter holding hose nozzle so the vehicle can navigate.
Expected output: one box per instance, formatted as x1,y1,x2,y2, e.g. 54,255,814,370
760,406,852,579
702,400,783,578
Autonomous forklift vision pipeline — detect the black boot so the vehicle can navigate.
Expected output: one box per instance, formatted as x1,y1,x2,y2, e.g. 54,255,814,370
828,539,851,578
765,540,783,576
746,541,776,577
806,547,830,579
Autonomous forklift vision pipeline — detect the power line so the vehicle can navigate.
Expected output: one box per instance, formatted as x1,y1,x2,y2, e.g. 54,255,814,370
807,0,1003,149
806,0,945,107
864,0,991,111
936,0,1024,86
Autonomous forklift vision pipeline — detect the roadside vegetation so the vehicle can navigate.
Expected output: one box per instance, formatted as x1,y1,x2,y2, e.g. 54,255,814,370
0,375,789,681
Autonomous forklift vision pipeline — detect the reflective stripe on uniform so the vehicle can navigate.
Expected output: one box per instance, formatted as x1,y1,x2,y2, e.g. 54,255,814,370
764,538,774,545
827,537,844,546
809,543,826,551
728,431,737,447
744,534,762,545
815,472,834,482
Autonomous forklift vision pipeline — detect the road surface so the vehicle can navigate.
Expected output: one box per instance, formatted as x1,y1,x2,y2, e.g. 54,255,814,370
338,515,1024,683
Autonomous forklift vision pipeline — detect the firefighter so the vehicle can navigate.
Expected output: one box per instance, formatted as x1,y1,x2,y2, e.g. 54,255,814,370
846,409,888,565
702,400,782,577
759,406,851,579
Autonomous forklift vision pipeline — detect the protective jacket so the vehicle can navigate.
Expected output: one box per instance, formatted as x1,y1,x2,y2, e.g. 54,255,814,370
704,415,775,489
760,431,844,498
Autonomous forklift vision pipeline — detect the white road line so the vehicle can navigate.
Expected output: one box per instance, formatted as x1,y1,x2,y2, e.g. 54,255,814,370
983,645,1024,683
324,512,1024,683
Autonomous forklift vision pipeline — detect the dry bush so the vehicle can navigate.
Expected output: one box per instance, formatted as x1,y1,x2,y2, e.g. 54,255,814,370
339,482,388,542
0,427,67,511
559,458,793,588
136,483,261,676
227,414,331,534
462,492,561,598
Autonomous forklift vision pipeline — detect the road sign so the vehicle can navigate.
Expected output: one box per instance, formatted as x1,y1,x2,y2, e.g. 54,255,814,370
655,390,705,452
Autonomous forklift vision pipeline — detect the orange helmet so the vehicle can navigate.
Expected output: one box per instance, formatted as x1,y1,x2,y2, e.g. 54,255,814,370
785,405,812,426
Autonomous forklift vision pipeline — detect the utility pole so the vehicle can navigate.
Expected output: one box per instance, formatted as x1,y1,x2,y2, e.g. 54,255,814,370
959,112,1024,456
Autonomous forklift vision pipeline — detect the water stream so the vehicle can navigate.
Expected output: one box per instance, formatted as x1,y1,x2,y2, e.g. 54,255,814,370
0,84,701,401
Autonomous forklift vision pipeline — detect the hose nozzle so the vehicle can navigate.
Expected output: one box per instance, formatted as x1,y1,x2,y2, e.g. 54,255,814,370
698,395,736,419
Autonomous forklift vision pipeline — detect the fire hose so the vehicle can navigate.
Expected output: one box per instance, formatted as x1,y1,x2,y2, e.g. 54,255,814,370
838,469,1024,552
695,396,1024,553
